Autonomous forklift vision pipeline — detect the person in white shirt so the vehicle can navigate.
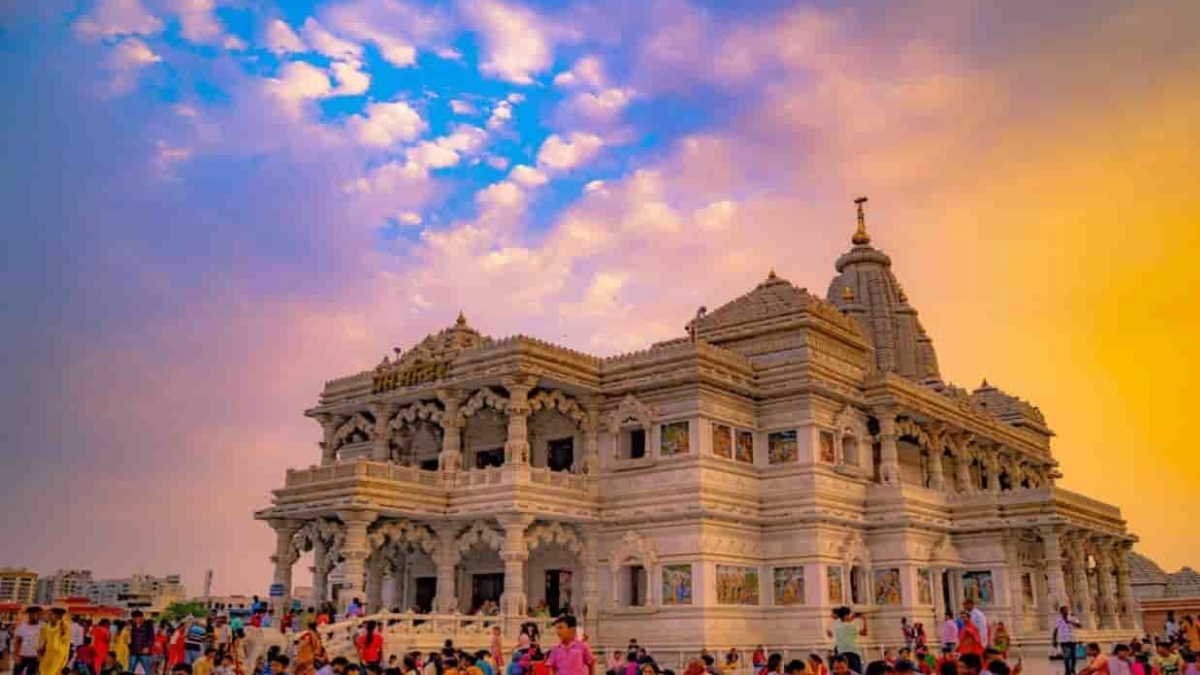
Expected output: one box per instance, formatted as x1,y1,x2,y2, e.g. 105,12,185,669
70,617,85,659
13,606,44,675
1055,606,1083,675
963,598,989,647
1109,644,1134,675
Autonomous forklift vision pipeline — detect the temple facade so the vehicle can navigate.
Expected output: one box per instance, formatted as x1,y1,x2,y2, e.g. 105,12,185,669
256,205,1139,655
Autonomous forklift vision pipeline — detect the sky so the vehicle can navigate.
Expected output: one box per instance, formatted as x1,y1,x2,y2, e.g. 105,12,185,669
1,0,1198,597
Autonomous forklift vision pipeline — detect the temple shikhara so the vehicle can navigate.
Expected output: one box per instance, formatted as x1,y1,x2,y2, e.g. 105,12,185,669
256,202,1140,656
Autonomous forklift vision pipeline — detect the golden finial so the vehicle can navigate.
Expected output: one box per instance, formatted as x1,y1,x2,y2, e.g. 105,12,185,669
852,196,871,246
456,311,467,326
897,286,908,303
842,286,855,302
768,268,777,280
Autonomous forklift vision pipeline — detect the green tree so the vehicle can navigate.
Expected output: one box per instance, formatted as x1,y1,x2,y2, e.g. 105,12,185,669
162,601,210,621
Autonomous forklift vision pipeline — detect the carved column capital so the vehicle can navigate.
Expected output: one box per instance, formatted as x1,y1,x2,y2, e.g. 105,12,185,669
501,374,539,393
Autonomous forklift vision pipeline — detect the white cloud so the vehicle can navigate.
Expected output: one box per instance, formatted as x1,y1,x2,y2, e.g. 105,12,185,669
345,160,426,195
460,0,553,84
169,0,224,44
349,100,427,147
265,19,305,54
433,46,463,60
509,165,548,188
561,271,629,318
105,36,162,95
568,88,634,123
476,180,526,211
450,99,477,115
407,141,461,169
223,35,246,51
536,132,603,171
487,100,513,129
405,125,488,170
693,200,738,231
267,61,333,106
583,179,606,194
438,125,488,153
397,212,423,225
323,0,449,68
507,92,525,103
486,155,510,170
74,0,163,40
152,138,193,179
330,60,370,96
301,17,363,62
553,56,605,89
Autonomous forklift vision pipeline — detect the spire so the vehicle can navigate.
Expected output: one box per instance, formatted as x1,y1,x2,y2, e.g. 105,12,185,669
852,196,871,246
456,311,467,327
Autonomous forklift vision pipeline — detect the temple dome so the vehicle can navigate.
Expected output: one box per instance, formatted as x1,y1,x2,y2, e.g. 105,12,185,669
826,199,942,383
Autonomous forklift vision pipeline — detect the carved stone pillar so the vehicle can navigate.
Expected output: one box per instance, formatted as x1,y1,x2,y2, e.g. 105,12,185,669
956,449,974,494
1093,538,1119,629
875,410,901,485
1039,526,1069,625
497,514,535,620
316,413,346,466
369,403,396,462
984,449,1001,494
366,552,386,613
269,519,300,614
432,523,462,613
1115,541,1139,631
583,397,603,475
503,377,537,464
1067,536,1096,630
311,537,330,607
337,510,377,613
927,448,945,491
437,389,464,473
580,525,602,640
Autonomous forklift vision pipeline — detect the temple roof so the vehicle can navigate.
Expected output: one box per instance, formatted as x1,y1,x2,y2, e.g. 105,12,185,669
1128,551,1168,585
1167,568,1200,597
971,379,1052,435
688,271,811,332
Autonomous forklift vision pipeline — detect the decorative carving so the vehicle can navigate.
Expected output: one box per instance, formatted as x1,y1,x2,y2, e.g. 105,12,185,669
525,521,584,556
332,412,375,448
610,530,659,570
528,390,587,427
390,401,445,429
608,394,654,433
839,531,870,568
368,519,437,554
461,387,510,419
457,521,505,553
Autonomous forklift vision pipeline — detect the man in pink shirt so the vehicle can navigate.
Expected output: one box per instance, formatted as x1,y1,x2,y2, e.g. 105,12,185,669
546,616,594,675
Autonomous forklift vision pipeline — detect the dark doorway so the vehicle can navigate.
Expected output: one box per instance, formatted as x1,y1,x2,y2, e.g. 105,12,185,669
476,447,504,469
629,565,645,606
629,429,646,459
414,577,437,613
472,573,505,611
544,569,573,615
420,458,439,472
941,570,953,617
548,437,574,472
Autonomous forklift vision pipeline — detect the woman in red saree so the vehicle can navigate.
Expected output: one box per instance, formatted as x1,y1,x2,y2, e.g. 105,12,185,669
167,625,186,668
91,619,112,675
957,619,984,659
294,622,323,675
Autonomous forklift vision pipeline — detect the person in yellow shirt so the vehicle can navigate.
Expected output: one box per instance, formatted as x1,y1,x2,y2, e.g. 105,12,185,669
114,621,131,671
39,609,71,675
194,648,216,675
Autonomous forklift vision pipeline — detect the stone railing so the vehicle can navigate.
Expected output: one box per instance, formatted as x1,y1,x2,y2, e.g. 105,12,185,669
284,459,589,493
319,612,504,657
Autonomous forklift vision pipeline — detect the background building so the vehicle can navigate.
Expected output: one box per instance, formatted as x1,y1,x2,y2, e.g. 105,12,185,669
0,568,37,604
35,569,93,603
1130,553,1200,634
83,573,186,614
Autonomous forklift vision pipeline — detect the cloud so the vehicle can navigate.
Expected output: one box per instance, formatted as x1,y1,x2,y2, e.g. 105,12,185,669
301,17,363,62
397,212,422,225
73,0,163,40
509,164,548,188
266,61,333,109
265,19,306,54
566,88,634,123
693,200,737,231
322,0,450,68
168,0,225,44
349,100,427,147
460,0,554,84
553,55,606,89
450,99,477,115
330,60,370,96
536,132,603,171
152,139,193,180
486,99,513,129
104,36,162,95
486,155,510,170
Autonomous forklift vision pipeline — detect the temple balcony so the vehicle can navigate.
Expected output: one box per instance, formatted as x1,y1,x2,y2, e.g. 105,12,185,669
266,457,600,520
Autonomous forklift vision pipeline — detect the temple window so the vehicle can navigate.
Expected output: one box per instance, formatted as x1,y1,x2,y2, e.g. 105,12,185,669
849,566,868,605
474,447,504,469
842,434,859,467
621,565,648,607
619,428,647,460
872,442,882,483
547,437,574,472
998,471,1013,491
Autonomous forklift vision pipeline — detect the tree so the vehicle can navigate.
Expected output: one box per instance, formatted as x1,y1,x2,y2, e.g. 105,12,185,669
162,602,210,621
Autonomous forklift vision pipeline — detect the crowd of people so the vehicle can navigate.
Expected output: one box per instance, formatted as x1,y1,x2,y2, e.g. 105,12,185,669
3,599,1199,675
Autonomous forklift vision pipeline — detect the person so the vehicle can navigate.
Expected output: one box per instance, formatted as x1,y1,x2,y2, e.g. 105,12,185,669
895,649,914,672
902,620,916,652
14,607,44,675
762,654,783,675
347,600,365,620
863,662,893,675
894,661,915,675
829,656,854,675
185,619,207,666
956,615,984,659
129,611,155,675
1166,613,1179,643
1131,652,1149,675
957,654,982,675
489,627,505,670
41,608,72,675
752,649,766,672
1182,616,1200,655
726,649,741,670
356,622,384,669
983,661,1008,675
962,600,988,649
914,623,927,650
271,655,291,675
828,607,866,675
912,647,934,675
1109,644,1133,675
545,616,593,675
156,621,172,675
69,619,85,664
1055,606,1083,675
114,621,131,671
1079,644,1109,675
807,654,827,675
195,649,216,675
73,637,97,675
1182,653,1198,675
783,661,806,675
90,619,111,675
295,621,323,675
1152,642,1182,675
936,663,955,675
938,613,957,654
881,652,894,668
97,652,121,675
173,663,195,675
606,652,623,675
990,623,1010,659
